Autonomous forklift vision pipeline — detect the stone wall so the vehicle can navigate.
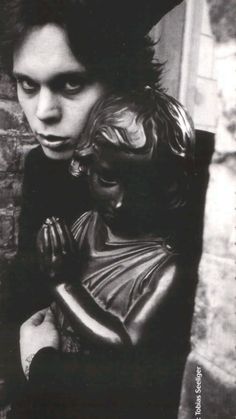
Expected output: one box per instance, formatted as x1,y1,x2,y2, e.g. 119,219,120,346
0,70,35,300
154,2,236,417
151,1,186,98
178,40,236,419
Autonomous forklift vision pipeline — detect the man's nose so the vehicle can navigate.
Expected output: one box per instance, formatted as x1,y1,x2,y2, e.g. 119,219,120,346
36,88,61,122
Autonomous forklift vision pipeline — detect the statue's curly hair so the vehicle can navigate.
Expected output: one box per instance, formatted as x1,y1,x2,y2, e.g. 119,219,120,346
72,89,195,212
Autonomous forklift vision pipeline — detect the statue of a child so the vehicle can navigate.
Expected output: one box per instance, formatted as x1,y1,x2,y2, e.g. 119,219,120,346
37,88,195,416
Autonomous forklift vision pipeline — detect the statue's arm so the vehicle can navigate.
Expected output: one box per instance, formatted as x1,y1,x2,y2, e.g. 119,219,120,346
37,218,180,349
37,217,131,348
52,282,131,347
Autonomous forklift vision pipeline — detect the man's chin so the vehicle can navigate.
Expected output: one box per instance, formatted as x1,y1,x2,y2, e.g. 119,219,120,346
41,145,74,161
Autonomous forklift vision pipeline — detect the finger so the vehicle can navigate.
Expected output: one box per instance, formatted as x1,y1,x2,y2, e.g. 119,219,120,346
36,227,44,255
24,308,48,327
49,219,61,257
53,218,67,254
37,218,51,255
54,218,75,254
42,223,53,271
43,221,52,257
62,222,77,254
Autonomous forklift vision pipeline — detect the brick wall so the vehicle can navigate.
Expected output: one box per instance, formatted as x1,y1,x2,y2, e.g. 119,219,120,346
0,70,36,272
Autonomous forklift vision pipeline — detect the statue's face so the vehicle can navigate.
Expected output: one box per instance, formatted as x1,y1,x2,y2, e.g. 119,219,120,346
89,144,158,233
13,24,106,160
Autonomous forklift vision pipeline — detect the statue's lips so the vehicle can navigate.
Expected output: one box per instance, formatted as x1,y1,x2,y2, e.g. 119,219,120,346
36,134,71,149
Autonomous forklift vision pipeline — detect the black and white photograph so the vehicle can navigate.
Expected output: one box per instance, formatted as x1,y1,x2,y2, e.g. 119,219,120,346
0,1,235,418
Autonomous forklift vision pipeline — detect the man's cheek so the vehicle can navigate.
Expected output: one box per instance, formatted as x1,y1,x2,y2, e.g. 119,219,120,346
19,104,34,128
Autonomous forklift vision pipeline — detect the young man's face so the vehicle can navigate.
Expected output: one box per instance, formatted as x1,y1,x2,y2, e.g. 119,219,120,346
13,24,106,160
89,144,158,234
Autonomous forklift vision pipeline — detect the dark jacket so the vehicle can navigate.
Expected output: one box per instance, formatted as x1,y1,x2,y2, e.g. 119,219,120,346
6,146,91,322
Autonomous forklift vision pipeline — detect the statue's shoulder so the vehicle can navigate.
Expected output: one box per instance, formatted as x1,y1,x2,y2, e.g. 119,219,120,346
71,211,94,242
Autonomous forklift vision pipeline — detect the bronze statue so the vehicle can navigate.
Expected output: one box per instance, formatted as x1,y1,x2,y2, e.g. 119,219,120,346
37,89,195,355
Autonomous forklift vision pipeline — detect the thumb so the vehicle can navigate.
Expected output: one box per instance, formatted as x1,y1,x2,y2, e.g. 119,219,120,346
27,308,48,326
44,308,55,324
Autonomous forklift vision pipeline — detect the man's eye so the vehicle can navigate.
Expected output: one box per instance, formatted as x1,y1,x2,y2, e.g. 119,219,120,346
63,81,82,94
17,79,38,93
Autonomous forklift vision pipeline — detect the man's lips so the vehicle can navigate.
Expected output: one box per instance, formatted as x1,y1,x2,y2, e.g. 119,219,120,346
36,133,71,150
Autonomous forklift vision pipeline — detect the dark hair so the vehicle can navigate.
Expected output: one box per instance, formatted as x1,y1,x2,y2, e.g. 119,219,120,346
0,0,163,92
72,89,195,212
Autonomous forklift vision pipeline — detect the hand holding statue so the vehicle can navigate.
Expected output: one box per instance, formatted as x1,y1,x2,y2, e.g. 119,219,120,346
20,218,77,380
20,308,59,379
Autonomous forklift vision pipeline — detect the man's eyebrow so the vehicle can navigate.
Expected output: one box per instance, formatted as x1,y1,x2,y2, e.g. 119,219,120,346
12,72,33,80
12,70,90,82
